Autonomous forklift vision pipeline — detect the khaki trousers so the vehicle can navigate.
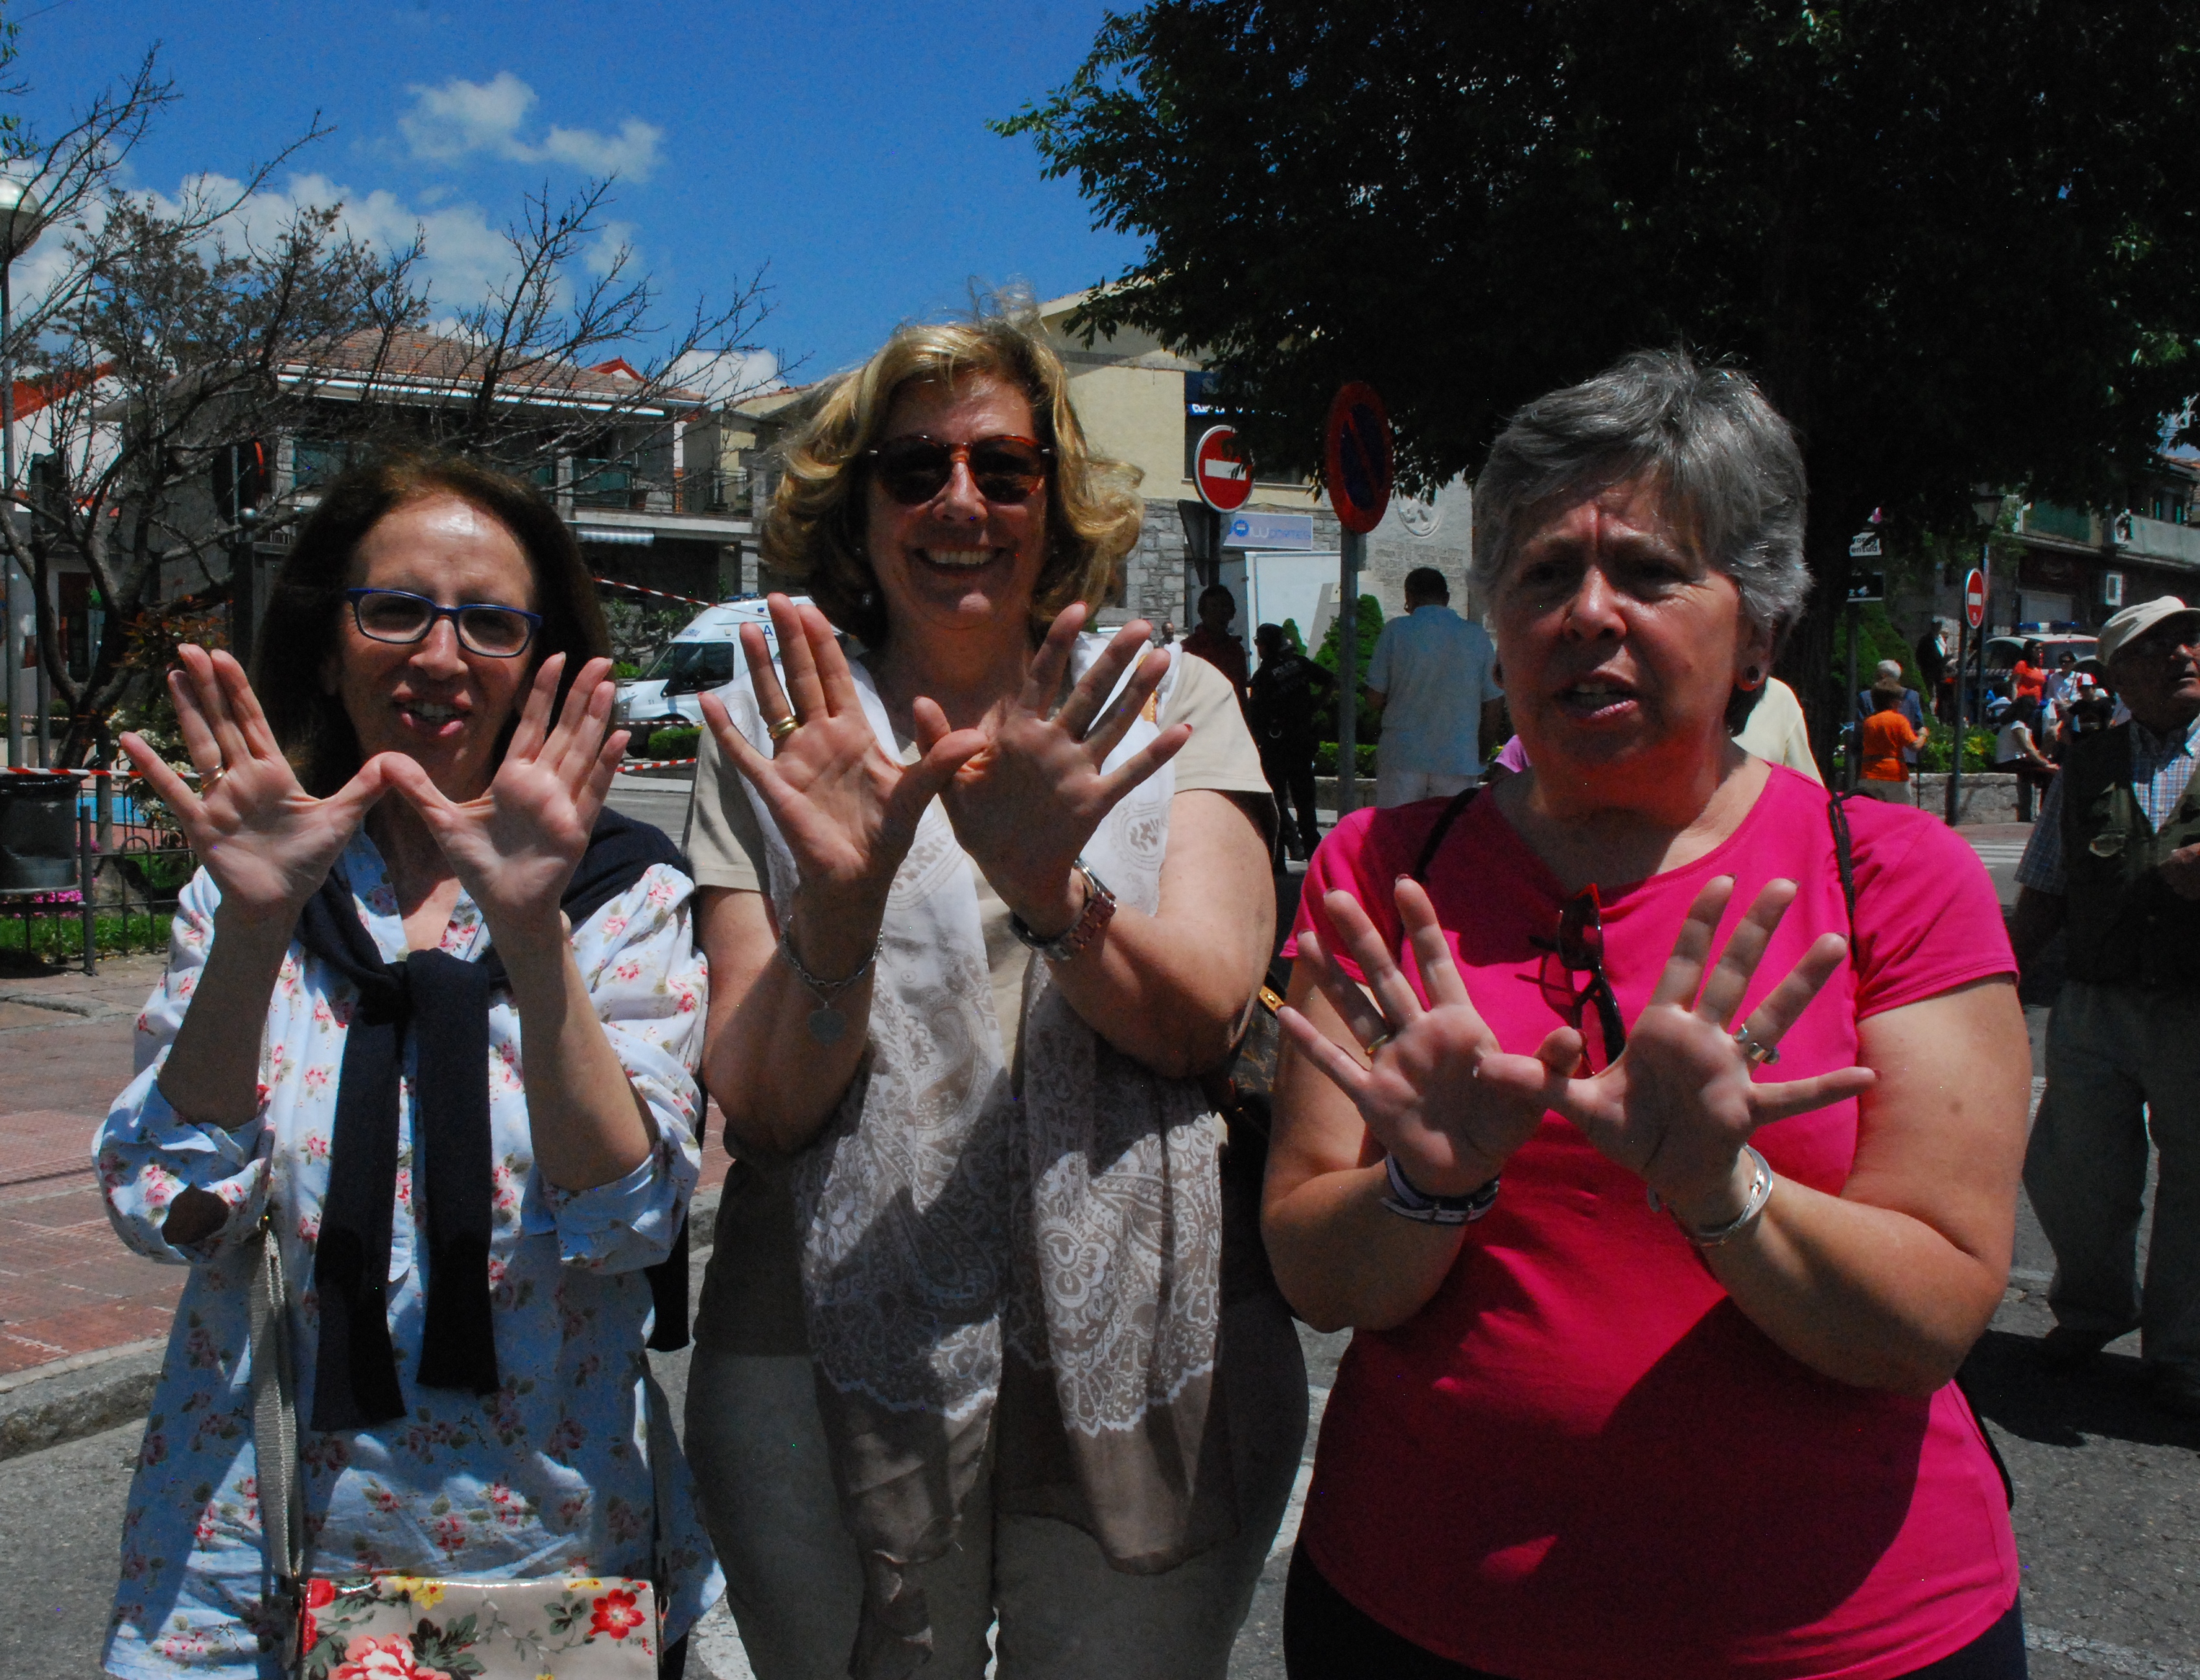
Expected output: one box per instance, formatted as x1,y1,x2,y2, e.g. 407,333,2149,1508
682,1290,1307,1680
2023,979,2200,1372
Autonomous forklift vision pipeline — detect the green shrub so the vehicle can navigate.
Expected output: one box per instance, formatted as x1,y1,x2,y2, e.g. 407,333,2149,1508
1915,726,1996,773
613,660,642,680
0,909,176,961
646,725,702,760
1313,594,1385,743
1311,741,1379,776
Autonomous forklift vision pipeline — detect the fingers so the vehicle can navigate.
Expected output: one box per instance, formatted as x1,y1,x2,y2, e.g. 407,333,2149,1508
166,666,224,775
1092,721,1191,810
1053,619,1155,743
1017,603,1086,718
207,650,281,760
1276,1003,1377,1106
1733,930,1851,1049
172,647,246,772
1294,925,1392,1054
1320,887,1427,1034
770,594,828,722
1079,646,1172,761
1646,876,1736,1010
738,622,795,731
322,755,393,828
891,719,990,821
799,600,863,716
120,730,201,819
1748,1065,1877,1125
699,690,775,791
1395,877,1472,1010
1694,880,1798,1027
506,653,565,767
541,657,614,786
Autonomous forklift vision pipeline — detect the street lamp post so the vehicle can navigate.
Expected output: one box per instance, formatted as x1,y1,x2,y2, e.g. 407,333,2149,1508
0,177,46,769
1953,487,2006,826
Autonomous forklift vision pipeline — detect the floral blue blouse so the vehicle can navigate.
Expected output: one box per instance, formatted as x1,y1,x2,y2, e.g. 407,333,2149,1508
95,830,721,1678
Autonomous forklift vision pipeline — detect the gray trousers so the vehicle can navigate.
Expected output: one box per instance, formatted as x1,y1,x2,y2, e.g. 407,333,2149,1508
682,1291,1307,1680
2024,979,2200,1371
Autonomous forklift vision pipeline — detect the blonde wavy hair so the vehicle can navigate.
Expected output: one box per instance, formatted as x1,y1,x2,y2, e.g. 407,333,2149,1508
762,297,1145,648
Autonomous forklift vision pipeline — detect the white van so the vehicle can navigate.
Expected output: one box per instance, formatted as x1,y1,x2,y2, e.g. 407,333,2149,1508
613,597,810,737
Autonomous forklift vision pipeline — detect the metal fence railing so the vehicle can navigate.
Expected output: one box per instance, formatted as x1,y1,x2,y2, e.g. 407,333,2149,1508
0,785,193,975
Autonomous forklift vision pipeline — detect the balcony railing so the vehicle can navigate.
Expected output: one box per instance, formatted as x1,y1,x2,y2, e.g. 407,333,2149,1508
567,464,742,516
2022,501,2098,544
2114,512,2200,570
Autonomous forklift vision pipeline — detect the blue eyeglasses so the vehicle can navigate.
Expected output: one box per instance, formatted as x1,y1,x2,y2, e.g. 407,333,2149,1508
344,589,542,658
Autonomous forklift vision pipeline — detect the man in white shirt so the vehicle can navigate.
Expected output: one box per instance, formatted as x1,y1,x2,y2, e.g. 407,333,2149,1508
1366,567,1505,807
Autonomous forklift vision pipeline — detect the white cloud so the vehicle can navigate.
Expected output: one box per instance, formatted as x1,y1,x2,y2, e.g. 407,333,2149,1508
397,74,662,181
670,347,782,405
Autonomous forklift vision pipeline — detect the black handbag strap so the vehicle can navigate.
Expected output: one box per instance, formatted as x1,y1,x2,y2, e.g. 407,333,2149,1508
1410,786,1482,884
1824,790,2015,1510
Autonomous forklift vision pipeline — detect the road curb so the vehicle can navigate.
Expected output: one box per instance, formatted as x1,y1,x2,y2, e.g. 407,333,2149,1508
0,1184,723,1463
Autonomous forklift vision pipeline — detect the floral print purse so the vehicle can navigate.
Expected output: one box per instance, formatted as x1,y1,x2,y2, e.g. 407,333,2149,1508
250,1216,664,1678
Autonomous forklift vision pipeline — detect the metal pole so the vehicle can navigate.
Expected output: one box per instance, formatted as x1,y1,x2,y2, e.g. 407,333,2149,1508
76,788,94,975
1844,596,1860,793
3,257,15,770
1338,528,1363,815
1948,606,1969,826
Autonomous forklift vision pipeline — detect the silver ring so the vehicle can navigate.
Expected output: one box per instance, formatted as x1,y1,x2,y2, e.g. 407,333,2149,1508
1732,1023,1781,1066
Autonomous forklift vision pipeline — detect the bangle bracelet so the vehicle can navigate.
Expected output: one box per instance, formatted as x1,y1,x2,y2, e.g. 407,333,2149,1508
1009,859,1118,964
1380,1153,1500,1226
1650,1145,1775,1247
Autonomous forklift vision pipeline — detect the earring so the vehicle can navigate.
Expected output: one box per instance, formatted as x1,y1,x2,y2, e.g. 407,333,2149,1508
860,589,878,610
1742,666,1764,689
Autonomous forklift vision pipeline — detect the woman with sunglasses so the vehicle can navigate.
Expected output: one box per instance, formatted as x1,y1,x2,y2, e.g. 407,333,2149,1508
1265,351,2031,1680
98,456,719,1679
681,303,1300,1679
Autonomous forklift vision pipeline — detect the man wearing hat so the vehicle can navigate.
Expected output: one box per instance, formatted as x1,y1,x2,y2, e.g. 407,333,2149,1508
2010,594,2200,1416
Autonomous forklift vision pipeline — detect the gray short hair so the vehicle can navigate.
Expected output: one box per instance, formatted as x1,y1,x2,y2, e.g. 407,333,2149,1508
1470,349,1810,638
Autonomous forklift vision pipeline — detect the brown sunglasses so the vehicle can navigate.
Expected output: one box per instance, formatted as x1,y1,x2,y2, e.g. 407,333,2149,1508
1530,885,1630,1069
863,432,1053,506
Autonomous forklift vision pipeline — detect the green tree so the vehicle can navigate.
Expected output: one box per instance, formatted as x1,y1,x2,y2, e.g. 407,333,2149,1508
1001,1,2200,751
1311,593,1383,742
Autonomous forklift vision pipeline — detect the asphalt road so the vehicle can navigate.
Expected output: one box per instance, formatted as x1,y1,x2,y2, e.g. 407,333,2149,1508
12,792,2188,1679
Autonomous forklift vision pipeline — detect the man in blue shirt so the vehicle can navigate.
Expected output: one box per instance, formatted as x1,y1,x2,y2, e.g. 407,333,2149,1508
1364,568,1504,808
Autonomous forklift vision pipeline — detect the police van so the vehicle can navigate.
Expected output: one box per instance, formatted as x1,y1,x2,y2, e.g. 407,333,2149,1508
613,598,810,740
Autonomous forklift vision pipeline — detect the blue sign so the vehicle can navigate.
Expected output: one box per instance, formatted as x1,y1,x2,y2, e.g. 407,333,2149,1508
1224,511,1315,550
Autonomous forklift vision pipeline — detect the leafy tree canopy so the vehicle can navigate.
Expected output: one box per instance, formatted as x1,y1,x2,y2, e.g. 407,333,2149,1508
1001,1,2200,718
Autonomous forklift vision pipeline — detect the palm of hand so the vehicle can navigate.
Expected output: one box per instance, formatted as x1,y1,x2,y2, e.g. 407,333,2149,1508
192,761,362,916
944,708,1112,883
433,755,598,926
762,712,922,889
1558,1003,1760,1189
1364,1005,1547,1181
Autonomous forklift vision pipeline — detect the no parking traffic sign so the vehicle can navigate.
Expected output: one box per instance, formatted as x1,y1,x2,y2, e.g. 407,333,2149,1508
1324,382,1393,535
1193,425,1252,513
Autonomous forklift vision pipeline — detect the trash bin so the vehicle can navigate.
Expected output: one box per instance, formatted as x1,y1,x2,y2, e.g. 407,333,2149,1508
0,770,86,891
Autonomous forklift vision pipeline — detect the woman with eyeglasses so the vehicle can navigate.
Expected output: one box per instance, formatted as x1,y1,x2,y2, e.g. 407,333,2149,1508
680,303,1300,1679
99,456,719,1679
1264,351,2031,1680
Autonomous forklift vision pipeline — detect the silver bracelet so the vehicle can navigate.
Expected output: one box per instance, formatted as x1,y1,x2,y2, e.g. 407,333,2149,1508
1008,859,1118,964
1650,1145,1775,1247
776,923,880,1046
1380,1153,1501,1226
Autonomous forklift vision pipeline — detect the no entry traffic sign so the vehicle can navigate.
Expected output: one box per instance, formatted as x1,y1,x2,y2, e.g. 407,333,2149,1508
1193,424,1252,513
1324,382,1393,535
1965,568,1987,631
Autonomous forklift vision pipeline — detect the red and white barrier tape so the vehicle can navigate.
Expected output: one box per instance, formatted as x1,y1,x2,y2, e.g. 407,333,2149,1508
617,756,698,770
592,575,719,609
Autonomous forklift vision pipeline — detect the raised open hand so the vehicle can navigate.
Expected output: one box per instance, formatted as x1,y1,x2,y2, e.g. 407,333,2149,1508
1525,877,1876,1222
700,594,989,908
940,603,1190,920
1280,879,1574,1196
380,653,626,935
120,646,386,926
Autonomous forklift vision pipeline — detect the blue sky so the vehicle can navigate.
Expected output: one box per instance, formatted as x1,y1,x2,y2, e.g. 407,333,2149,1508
4,0,1145,390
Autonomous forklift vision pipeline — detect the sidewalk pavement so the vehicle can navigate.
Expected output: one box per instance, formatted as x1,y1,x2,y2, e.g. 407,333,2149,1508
0,946,729,1460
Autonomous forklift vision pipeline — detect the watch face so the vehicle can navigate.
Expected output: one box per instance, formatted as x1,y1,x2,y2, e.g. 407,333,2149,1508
1397,496,1442,539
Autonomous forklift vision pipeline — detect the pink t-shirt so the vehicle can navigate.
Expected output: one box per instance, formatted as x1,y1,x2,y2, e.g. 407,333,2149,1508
1285,767,2019,1680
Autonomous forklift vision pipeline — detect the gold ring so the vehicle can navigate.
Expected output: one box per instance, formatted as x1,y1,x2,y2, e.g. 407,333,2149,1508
1363,1031,1394,1058
200,763,227,793
767,714,800,743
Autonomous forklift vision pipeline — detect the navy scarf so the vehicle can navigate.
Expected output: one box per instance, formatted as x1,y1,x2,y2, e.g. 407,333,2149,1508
296,808,691,1431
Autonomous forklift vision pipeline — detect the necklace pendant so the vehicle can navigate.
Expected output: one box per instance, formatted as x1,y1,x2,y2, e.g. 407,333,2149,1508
807,1007,847,1045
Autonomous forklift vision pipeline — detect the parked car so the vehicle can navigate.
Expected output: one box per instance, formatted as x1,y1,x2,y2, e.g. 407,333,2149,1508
613,597,811,741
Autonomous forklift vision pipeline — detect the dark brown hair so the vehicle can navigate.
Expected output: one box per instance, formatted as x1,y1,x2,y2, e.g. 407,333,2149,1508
254,452,610,795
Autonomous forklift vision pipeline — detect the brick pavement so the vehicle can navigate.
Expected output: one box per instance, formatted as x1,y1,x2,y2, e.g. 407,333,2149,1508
0,949,729,1382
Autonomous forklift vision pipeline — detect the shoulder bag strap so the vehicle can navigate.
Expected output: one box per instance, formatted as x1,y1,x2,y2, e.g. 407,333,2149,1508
248,1213,307,1615
1410,786,1481,885
1823,792,2015,1510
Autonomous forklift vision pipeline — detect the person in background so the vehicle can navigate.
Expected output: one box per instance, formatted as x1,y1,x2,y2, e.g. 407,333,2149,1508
2013,640,2048,706
1993,695,2057,823
1182,582,1250,701
1856,658,1926,780
1365,566,1504,807
1917,620,1951,721
1855,679,1928,802
2010,595,2200,1419
1265,347,2028,1679
2056,671,2115,753
1250,622,1338,863
2043,648,2081,721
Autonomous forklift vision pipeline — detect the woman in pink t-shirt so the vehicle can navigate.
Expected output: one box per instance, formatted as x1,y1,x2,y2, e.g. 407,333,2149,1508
1264,350,2031,1680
